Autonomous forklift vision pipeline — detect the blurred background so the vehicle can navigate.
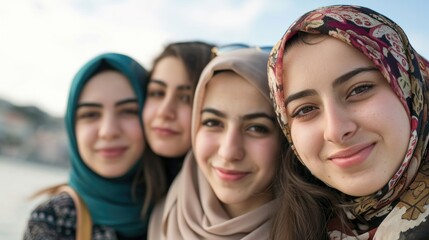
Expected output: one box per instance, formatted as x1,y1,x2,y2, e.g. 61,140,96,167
1,0,428,239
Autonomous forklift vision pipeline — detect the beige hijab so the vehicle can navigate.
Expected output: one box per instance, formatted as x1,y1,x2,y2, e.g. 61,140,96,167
148,49,279,239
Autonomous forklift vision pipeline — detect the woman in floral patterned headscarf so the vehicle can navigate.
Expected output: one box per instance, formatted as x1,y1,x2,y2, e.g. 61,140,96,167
268,5,429,240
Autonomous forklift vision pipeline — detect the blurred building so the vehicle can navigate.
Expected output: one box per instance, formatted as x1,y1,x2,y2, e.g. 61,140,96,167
0,99,69,167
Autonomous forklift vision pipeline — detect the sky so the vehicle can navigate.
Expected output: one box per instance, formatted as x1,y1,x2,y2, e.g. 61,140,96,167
1,0,428,117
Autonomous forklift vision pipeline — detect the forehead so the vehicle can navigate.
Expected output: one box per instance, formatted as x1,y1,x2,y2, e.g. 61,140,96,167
282,37,375,92
79,71,135,101
202,71,270,112
151,56,191,86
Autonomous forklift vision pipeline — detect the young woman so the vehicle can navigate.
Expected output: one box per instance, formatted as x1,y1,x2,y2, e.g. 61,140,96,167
143,42,213,182
267,5,429,239
148,48,286,239
24,53,166,239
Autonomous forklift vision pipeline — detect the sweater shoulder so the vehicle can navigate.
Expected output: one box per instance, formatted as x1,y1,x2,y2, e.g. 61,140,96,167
23,192,77,240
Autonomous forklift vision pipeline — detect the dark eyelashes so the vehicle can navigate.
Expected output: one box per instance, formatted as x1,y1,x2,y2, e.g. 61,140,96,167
348,83,374,97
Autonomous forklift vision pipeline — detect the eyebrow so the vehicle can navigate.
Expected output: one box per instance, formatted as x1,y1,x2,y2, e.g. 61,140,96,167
149,79,192,91
243,113,276,122
116,98,138,106
77,98,138,109
201,108,275,122
284,66,379,106
76,103,101,109
332,67,378,88
201,108,226,118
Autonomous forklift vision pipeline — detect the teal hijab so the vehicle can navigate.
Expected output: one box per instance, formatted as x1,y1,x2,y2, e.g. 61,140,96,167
66,53,149,237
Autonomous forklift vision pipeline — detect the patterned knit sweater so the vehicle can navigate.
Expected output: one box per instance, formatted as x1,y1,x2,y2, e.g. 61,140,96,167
23,192,145,240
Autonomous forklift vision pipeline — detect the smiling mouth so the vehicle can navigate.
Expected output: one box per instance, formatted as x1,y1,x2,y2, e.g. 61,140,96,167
214,168,249,181
97,147,127,158
153,127,178,136
329,143,375,168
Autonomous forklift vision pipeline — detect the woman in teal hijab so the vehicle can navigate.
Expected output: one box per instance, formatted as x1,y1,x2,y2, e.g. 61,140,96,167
24,53,167,240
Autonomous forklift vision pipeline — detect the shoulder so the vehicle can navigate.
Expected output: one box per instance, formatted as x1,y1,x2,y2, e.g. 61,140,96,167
24,192,77,240
24,192,121,240
33,192,77,220
148,197,166,239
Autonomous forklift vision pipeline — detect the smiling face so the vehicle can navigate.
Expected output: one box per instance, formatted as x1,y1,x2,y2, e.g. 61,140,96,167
283,36,410,196
194,71,280,217
143,56,193,157
75,70,144,178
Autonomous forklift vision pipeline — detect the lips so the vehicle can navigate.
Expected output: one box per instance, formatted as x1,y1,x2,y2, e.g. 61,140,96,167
214,167,249,181
97,147,128,158
152,127,179,136
328,143,375,168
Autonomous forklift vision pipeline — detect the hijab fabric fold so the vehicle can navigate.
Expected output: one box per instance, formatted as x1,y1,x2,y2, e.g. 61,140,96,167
149,49,279,239
66,53,149,237
267,5,429,239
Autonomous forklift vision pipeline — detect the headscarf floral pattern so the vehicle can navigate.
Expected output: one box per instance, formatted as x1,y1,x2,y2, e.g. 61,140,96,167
267,5,429,239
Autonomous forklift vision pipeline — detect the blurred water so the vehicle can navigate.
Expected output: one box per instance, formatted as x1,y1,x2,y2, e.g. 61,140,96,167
0,157,68,240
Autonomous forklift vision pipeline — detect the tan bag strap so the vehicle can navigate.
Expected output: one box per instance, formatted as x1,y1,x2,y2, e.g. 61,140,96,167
57,185,93,240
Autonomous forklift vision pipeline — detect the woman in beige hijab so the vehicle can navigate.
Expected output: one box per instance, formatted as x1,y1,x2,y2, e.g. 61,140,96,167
148,48,285,239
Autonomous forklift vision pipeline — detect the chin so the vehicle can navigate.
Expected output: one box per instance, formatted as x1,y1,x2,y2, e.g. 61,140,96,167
98,169,127,178
216,193,244,205
159,150,186,158
340,187,379,197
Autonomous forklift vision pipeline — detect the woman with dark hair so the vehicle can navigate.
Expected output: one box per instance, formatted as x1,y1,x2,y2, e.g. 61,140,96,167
143,41,214,184
268,5,429,239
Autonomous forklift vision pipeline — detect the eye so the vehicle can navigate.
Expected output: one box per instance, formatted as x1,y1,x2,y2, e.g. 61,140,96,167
290,105,318,119
348,83,374,98
201,119,223,128
120,108,139,116
248,124,270,134
147,89,165,98
76,111,100,121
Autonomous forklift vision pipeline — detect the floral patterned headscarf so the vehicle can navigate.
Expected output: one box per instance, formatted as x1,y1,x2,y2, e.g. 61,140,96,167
267,5,429,239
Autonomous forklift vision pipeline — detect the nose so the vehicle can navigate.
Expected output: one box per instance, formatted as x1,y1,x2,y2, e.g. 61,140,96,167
99,112,121,140
157,94,176,120
323,101,357,144
218,126,245,161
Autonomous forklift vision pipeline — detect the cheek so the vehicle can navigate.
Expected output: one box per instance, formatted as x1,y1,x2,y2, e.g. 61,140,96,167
364,96,411,159
178,106,193,130
195,131,217,166
75,124,94,149
75,125,96,162
143,102,157,123
252,138,280,172
290,123,321,162
123,120,144,143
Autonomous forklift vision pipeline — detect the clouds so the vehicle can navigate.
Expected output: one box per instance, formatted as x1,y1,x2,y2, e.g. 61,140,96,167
186,0,265,28
0,0,276,117
0,0,428,117
0,0,170,116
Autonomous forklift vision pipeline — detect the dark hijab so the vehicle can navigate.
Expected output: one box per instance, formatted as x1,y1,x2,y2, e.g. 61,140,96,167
66,53,149,237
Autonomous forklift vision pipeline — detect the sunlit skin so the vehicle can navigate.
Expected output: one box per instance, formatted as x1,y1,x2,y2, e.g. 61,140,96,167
195,72,281,217
143,57,193,157
75,70,144,178
283,36,410,196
